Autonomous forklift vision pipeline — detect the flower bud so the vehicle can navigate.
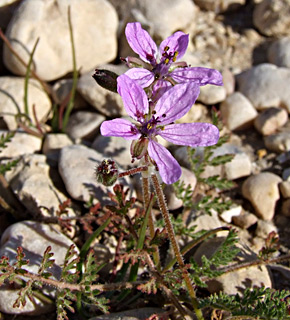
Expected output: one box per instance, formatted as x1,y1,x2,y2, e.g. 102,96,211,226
95,159,119,186
92,69,118,93
130,138,148,160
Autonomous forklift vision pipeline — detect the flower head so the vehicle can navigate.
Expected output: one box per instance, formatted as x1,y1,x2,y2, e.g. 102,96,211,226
100,75,219,184
124,22,223,92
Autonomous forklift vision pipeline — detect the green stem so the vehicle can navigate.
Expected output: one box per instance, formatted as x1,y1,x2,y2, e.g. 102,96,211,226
61,6,78,132
151,174,204,320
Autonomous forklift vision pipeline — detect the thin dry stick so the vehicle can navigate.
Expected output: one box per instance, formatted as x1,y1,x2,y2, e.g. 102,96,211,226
151,173,204,320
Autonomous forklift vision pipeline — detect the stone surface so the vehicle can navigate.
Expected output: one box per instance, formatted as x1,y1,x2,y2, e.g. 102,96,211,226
279,181,290,198
193,237,272,295
255,219,278,239
3,0,118,81
42,133,73,161
0,220,78,315
58,144,134,203
268,37,290,68
5,154,73,218
242,172,282,220
220,205,242,223
254,107,288,135
65,111,105,140
253,0,290,37
0,130,41,158
197,84,227,105
232,211,258,229
92,135,133,169
77,65,126,117
281,198,290,216
236,63,290,112
0,0,20,29
194,0,246,12
0,77,51,130
264,131,290,153
220,92,258,131
164,167,197,210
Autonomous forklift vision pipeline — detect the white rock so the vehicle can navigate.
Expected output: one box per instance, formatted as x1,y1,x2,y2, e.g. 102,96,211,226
0,130,41,158
0,220,78,315
264,131,290,153
164,167,197,210
135,0,196,39
42,133,73,162
220,92,258,131
193,237,272,295
5,154,73,218
77,66,126,117
187,211,223,233
0,0,19,30
255,219,278,238
197,84,227,105
92,135,132,169
224,152,252,180
236,63,290,112
52,79,88,109
254,107,288,135
232,211,258,229
65,111,105,140
253,0,290,37
3,0,118,81
194,0,246,12
58,144,134,203
0,77,51,130
220,205,242,223
242,172,282,220
279,181,290,198
268,37,290,68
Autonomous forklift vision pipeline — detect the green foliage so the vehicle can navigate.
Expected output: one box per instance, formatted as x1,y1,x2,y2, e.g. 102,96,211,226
200,287,290,320
189,229,240,287
195,195,232,215
0,131,19,175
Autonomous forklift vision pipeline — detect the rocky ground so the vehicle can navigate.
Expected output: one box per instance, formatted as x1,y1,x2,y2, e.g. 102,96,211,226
1,0,290,319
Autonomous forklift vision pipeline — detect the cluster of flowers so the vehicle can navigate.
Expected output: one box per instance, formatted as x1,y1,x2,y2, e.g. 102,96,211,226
100,22,223,184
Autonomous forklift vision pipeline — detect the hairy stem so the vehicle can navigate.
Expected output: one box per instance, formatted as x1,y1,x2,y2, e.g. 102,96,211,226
151,173,204,320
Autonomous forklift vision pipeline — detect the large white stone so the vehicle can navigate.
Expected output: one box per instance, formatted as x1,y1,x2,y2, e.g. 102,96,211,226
3,0,118,81
220,92,258,131
236,63,290,112
0,77,51,130
242,172,282,220
268,37,290,68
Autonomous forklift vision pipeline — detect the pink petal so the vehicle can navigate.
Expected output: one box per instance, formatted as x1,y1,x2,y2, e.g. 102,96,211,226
125,22,158,65
171,67,223,86
117,74,149,122
154,83,200,125
159,32,189,61
159,123,219,147
148,140,182,184
100,119,141,140
125,68,155,88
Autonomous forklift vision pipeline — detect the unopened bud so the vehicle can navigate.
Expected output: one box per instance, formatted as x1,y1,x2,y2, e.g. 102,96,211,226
92,69,118,93
130,138,148,160
95,159,119,186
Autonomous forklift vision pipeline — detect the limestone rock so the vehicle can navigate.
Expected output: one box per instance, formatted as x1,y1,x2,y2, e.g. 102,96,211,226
65,111,105,140
0,220,78,315
197,84,227,105
254,107,288,135
242,172,282,220
253,0,290,37
194,0,246,12
268,37,290,68
279,181,290,198
3,0,118,81
236,63,290,112
0,77,51,130
220,92,258,131
264,131,290,153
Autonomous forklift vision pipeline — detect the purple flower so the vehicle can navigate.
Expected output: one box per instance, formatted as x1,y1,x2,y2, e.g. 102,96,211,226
124,22,223,91
100,75,219,184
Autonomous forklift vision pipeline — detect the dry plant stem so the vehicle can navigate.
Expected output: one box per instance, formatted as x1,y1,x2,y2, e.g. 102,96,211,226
151,173,204,320
0,29,51,95
144,252,190,319
142,175,160,269
118,165,148,178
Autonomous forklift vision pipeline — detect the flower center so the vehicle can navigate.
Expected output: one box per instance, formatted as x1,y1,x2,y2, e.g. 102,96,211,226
152,46,179,80
138,115,165,138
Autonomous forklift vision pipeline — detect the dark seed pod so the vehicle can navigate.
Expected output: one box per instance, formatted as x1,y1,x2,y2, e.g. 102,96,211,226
92,69,118,93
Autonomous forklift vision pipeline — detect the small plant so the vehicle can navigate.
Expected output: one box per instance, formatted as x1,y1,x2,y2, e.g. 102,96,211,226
1,20,290,320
